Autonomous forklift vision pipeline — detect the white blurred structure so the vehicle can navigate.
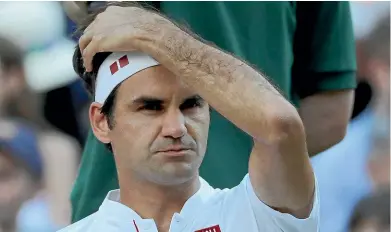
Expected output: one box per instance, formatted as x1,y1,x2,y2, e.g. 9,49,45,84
0,1,78,93
350,1,390,39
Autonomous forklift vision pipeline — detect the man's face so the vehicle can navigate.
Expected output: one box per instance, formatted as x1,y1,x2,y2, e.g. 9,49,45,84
368,151,390,190
0,63,25,114
351,218,390,232
0,62,5,112
105,66,210,185
0,151,35,222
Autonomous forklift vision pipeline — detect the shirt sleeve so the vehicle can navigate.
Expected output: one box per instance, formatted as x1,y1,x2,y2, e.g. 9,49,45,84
291,2,357,101
237,174,320,232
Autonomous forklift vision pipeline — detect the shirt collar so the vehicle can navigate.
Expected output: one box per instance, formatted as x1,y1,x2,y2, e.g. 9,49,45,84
98,176,215,223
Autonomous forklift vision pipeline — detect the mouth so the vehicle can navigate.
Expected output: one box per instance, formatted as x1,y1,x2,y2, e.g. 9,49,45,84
156,147,194,157
158,145,193,152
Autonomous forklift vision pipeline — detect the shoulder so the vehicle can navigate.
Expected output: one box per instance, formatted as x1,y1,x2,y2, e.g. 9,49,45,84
205,174,320,231
197,174,257,216
58,214,97,232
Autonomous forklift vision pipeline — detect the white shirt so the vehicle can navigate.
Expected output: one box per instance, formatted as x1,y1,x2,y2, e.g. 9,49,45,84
60,174,319,232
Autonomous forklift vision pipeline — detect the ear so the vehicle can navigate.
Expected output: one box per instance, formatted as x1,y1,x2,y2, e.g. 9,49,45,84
89,102,111,144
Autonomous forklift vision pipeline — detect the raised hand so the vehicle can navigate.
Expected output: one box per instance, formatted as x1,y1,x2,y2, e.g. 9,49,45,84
78,5,179,72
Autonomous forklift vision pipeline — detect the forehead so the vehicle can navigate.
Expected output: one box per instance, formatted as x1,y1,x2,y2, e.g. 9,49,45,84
116,66,195,100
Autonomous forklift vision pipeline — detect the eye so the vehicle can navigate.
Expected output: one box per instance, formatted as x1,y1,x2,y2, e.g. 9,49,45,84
139,102,163,111
180,98,203,111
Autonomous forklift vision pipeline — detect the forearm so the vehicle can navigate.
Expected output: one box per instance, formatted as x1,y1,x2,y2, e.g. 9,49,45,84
299,90,354,156
78,6,313,216
137,29,314,216
302,115,345,156
137,30,299,144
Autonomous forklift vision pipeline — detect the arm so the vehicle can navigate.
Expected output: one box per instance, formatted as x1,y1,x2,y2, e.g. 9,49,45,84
61,1,88,24
292,2,357,156
149,30,314,218
299,90,354,156
79,5,314,218
39,132,79,226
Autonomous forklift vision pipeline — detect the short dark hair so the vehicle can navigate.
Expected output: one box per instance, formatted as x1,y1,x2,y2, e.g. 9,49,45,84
0,36,24,72
72,1,215,134
349,190,390,230
72,2,160,130
73,2,162,152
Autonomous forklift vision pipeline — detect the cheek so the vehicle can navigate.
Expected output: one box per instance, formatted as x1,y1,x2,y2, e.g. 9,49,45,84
186,110,210,150
111,114,160,155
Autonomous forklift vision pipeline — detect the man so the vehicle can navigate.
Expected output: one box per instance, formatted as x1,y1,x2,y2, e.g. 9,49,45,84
65,1,356,222
0,35,79,228
61,2,318,231
349,191,390,232
311,9,390,232
0,119,44,232
0,1,87,147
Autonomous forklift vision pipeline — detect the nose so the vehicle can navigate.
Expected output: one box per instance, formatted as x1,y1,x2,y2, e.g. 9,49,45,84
161,108,187,139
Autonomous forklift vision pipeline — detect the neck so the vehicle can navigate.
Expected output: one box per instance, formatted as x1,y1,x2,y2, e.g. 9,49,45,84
118,173,200,224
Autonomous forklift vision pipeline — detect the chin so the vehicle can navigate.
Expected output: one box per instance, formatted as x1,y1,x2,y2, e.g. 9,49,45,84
151,163,199,186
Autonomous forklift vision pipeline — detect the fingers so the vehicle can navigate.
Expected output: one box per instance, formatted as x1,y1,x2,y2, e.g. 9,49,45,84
78,6,140,72
79,32,93,53
79,14,105,72
80,31,137,72
81,34,103,72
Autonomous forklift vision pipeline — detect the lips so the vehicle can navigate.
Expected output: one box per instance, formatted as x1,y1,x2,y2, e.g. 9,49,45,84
158,146,191,153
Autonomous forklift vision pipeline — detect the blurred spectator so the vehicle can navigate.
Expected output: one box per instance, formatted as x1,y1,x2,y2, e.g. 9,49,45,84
0,119,45,232
311,4,390,232
0,1,89,147
349,191,390,232
0,37,46,129
362,13,390,192
0,35,79,229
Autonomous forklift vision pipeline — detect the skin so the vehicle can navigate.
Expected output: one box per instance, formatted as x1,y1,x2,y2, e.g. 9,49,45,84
0,53,79,226
0,151,36,232
351,219,390,232
0,62,25,117
61,1,354,158
38,133,78,226
0,121,39,232
299,90,354,156
60,2,88,25
91,68,209,230
85,5,314,231
0,62,78,228
366,60,390,190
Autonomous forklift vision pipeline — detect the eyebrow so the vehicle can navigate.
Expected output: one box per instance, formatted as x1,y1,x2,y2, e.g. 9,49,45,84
131,95,203,105
132,96,165,105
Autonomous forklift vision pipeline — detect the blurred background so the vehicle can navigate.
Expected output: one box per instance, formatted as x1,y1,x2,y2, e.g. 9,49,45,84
0,1,389,232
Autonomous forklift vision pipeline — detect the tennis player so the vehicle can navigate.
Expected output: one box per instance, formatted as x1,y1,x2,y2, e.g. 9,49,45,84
61,3,318,232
